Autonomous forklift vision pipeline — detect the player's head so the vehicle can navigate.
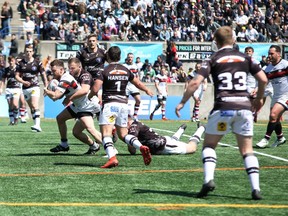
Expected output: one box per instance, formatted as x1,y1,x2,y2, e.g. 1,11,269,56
87,34,98,49
244,46,254,56
24,45,34,58
268,45,281,65
8,56,16,66
50,59,65,80
107,46,121,62
126,53,134,64
195,63,201,71
214,26,234,49
68,57,82,77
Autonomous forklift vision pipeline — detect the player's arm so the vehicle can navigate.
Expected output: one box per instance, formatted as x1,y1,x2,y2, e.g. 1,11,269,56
0,78,4,95
252,70,268,113
203,78,208,91
15,71,30,87
131,77,153,96
40,71,48,88
68,83,90,101
44,88,65,101
175,74,204,117
89,79,103,99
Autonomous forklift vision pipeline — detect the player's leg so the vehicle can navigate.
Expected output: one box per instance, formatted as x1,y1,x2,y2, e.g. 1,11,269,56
6,92,15,125
19,92,27,123
72,118,101,155
28,87,41,132
50,108,74,153
132,93,141,120
11,90,20,125
150,96,162,120
236,134,261,200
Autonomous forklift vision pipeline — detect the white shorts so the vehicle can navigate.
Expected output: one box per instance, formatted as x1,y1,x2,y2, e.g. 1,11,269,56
99,102,129,127
5,88,21,100
126,83,140,96
271,93,288,110
193,86,204,100
159,136,187,155
23,87,40,101
264,82,273,98
69,96,101,115
205,110,254,136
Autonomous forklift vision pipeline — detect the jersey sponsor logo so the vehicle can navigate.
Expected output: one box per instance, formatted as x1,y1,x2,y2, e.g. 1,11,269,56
217,56,245,63
109,70,128,75
108,115,115,123
217,122,227,131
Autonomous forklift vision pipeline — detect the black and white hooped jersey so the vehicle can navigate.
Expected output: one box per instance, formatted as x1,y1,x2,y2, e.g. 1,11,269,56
16,58,45,89
3,66,21,88
264,59,288,98
76,47,106,78
128,120,166,154
198,47,262,110
95,63,134,105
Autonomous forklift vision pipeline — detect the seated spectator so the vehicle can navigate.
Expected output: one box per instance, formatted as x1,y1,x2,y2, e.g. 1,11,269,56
23,15,35,38
143,63,156,82
170,30,181,42
58,24,67,40
266,16,281,41
132,20,146,40
235,9,249,34
101,26,111,41
25,32,33,45
170,67,179,83
171,56,183,71
237,26,248,42
105,13,118,34
177,68,187,83
47,25,60,40
25,2,38,17
57,0,68,13
206,17,221,41
126,28,138,41
159,24,170,41
245,24,259,42
187,32,198,42
65,8,78,22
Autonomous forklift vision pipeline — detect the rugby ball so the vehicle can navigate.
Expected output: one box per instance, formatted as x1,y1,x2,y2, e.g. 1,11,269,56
47,79,59,91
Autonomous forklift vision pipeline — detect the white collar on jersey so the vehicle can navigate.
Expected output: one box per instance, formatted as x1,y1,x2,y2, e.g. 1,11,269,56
218,45,233,51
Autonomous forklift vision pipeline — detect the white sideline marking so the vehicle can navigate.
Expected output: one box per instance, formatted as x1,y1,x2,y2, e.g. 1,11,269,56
153,128,288,163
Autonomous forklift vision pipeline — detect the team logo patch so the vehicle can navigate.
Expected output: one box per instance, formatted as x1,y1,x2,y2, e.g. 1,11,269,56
32,66,37,71
217,122,227,131
108,116,115,123
31,90,35,95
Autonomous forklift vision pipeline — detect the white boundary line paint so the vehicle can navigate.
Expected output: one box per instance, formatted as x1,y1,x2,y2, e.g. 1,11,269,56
152,128,288,163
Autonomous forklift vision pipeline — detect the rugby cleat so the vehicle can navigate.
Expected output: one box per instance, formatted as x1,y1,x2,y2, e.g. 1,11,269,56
197,180,215,198
140,146,152,165
271,137,286,148
162,117,168,121
252,189,262,200
256,138,269,148
84,146,100,155
101,156,119,168
50,145,70,153
149,113,154,120
31,125,42,132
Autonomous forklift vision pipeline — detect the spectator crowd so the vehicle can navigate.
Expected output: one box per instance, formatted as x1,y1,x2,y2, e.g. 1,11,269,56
6,0,286,43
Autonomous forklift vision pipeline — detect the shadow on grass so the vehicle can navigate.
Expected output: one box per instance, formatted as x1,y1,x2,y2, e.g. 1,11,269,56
54,162,97,167
133,189,247,200
12,153,80,156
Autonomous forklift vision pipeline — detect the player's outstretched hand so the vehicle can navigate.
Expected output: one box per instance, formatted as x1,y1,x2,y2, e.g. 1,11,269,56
175,103,184,118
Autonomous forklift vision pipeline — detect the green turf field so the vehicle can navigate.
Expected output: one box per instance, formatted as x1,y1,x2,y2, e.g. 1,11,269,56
0,118,287,215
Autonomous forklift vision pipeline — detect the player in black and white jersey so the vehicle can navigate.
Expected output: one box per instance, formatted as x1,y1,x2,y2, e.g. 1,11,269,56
256,45,288,148
46,58,102,155
176,26,268,200
123,53,141,121
89,46,154,168
76,34,106,80
0,56,21,125
127,115,205,155
15,45,48,132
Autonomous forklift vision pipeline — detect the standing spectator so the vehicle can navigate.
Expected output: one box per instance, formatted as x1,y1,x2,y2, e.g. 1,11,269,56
0,1,11,39
149,67,169,120
15,45,48,132
166,41,177,69
176,26,268,200
9,34,18,57
88,46,153,168
256,45,288,148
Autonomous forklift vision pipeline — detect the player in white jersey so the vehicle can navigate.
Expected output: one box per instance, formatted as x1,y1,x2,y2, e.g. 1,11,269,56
149,67,169,120
123,53,141,121
256,45,288,148
44,59,102,154
185,63,207,122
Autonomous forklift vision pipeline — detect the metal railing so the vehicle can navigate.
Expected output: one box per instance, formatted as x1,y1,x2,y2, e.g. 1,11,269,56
0,26,41,40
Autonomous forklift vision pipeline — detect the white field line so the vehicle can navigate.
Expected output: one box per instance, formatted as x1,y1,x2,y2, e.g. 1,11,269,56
152,128,288,163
